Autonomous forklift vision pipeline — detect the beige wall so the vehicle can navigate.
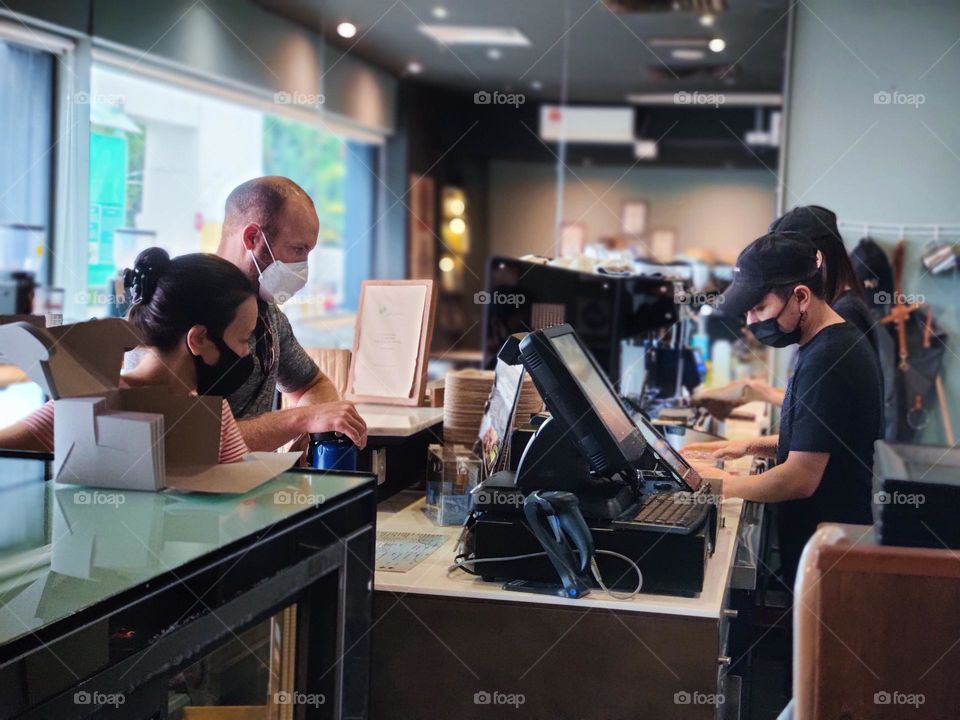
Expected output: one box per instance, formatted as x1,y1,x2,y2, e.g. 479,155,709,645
488,161,776,264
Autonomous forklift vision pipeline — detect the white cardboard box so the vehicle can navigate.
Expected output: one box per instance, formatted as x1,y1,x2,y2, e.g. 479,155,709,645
0,317,297,492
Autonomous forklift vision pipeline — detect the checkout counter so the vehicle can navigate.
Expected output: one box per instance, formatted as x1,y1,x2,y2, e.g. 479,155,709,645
0,278,766,719
369,324,768,719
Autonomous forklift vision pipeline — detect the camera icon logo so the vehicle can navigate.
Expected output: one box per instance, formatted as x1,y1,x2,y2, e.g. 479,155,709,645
474,690,492,705
474,291,491,305
275,691,292,705
74,690,91,705
874,91,891,105
75,491,91,505
474,90,491,105
274,490,292,505
674,691,692,704
874,690,891,704
873,290,891,305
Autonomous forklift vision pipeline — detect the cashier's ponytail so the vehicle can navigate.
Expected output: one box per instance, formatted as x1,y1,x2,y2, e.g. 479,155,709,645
125,247,255,352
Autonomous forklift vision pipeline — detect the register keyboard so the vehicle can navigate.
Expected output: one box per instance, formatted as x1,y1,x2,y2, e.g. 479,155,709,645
614,492,712,535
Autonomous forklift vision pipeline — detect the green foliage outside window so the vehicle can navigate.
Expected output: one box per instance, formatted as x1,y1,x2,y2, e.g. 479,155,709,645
262,115,346,247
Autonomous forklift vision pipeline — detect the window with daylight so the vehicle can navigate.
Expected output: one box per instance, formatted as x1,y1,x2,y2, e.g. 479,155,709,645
85,63,377,325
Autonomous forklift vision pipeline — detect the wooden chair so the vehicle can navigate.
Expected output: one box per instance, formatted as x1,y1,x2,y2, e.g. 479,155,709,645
305,348,351,400
794,523,960,719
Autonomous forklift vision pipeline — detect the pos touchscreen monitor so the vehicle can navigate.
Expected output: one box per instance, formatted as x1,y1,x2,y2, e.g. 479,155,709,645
518,324,646,477
634,415,703,491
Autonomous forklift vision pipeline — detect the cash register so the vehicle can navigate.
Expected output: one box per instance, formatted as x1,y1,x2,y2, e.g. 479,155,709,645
459,324,719,598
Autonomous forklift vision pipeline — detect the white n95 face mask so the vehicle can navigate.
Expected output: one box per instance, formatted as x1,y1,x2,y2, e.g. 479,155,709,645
251,231,309,304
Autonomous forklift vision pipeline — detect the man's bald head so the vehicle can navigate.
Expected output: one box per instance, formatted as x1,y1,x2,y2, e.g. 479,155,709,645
222,176,313,239
217,176,319,288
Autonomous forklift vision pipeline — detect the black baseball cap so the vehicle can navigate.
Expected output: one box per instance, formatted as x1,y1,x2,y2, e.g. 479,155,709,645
717,232,820,317
769,205,841,247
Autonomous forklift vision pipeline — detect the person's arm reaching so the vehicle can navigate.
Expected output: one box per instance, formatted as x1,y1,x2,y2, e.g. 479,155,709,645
285,368,339,406
699,450,830,503
0,401,54,453
237,308,365,452
237,401,368,452
683,434,779,460
0,421,50,452
745,379,786,407
280,369,342,460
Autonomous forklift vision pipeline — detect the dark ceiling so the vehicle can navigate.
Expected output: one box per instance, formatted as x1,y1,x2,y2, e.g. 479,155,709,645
257,0,789,103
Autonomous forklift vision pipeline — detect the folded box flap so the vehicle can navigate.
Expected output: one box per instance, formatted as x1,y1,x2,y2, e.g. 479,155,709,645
0,318,142,398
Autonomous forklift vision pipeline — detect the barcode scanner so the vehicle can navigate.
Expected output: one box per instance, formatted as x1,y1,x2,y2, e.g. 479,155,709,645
523,490,594,599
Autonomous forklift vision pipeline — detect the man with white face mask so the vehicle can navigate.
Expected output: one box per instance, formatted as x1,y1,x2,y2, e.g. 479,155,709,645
216,176,367,452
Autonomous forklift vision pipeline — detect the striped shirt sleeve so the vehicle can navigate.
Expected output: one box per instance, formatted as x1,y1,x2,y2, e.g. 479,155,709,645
19,400,55,452
218,399,250,463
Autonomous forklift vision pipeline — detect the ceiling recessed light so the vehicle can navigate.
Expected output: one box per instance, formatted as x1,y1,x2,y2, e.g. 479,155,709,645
486,48,502,60
708,37,726,53
337,21,357,39
431,6,448,19
699,13,715,27
671,48,705,60
406,61,423,75
417,24,530,46
531,80,543,90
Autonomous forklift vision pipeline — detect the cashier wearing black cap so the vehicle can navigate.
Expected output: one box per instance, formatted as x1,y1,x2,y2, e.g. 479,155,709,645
687,232,884,585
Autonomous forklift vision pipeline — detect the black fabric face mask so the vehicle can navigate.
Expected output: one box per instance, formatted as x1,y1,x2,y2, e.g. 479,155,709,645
191,335,255,398
748,294,803,348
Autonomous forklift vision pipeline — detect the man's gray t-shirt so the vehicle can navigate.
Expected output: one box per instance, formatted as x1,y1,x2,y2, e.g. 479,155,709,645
227,300,319,419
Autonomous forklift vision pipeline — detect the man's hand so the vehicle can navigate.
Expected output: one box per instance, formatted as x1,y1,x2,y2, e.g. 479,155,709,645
686,459,734,496
299,401,368,449
683,438,751,460
237,400,369,452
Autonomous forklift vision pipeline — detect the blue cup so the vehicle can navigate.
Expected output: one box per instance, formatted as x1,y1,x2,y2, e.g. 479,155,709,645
307,432,358,472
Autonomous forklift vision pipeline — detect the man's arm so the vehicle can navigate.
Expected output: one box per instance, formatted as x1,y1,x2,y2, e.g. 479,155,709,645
285,368,339,406
237,401,368,452
715,450,830,503
278,369,341,459
683,434,780,460
745,379,787,407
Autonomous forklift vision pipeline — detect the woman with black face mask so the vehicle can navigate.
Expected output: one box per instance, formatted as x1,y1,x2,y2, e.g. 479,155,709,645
0,248,257,463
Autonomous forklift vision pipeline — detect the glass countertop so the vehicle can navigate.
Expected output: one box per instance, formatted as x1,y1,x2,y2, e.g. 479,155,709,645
0,462,372,649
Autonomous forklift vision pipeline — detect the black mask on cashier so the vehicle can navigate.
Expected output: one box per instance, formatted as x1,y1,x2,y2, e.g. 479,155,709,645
191,334,255,398
748,293,804,348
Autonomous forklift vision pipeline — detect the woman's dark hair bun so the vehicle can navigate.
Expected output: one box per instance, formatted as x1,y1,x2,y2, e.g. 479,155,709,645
124,247,171,306
124,249,254,352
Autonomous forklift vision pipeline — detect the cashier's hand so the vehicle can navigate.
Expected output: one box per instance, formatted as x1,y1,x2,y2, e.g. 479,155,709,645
682,438,750,460
300,401,368,449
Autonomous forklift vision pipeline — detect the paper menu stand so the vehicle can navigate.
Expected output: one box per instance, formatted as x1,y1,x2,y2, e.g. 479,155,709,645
0,318,298,493
346,279,437,406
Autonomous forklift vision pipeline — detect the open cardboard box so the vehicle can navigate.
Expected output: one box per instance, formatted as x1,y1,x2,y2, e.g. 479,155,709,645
0,317,298,493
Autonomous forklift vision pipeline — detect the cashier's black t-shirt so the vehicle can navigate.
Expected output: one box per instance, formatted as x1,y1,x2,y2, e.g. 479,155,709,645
832,290,878,357
776,322,884,585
